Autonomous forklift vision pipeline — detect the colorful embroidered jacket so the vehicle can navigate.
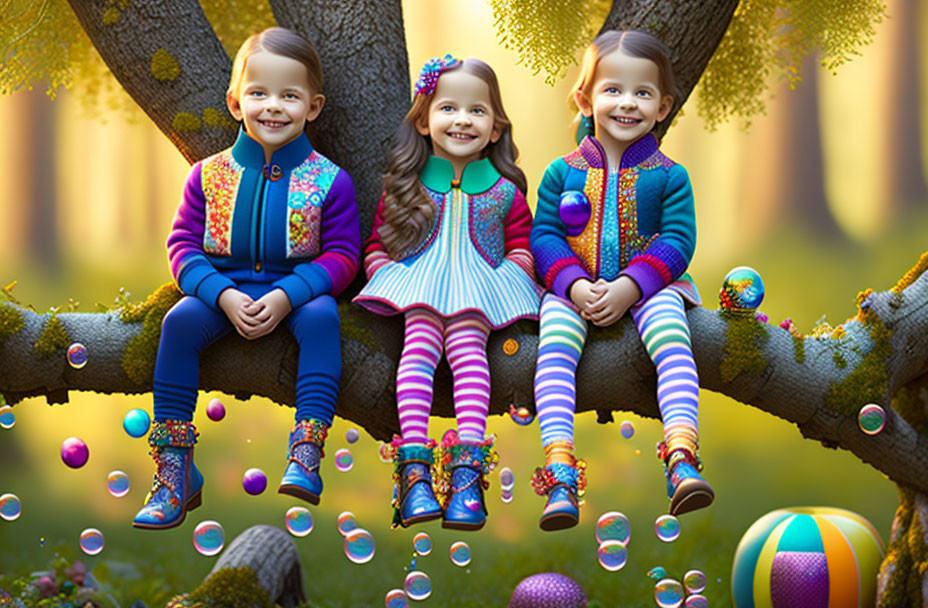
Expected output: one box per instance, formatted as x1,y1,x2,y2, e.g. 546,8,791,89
167,129,360,310
363,156,534,279
531,134,700,305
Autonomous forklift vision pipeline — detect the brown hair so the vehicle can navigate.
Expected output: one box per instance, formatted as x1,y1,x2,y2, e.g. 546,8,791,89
378,58,527,258
571,30,678,136
228,27,324,139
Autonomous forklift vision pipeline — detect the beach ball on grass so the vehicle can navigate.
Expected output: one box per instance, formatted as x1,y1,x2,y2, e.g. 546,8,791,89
732,507,884,608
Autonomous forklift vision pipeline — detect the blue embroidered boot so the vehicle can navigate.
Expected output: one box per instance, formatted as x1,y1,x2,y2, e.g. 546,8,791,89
278,418,328,505
439,430,498,531
133,420,203,530
532,444,587,531
661,444,714,516
389,440,443,528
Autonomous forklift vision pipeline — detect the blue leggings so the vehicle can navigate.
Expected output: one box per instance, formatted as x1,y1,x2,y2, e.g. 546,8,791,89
152,283,341,425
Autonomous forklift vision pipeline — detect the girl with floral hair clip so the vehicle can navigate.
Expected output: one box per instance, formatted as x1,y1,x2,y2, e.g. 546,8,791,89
356,55,541,530
133,27,360,530
530,30,712,531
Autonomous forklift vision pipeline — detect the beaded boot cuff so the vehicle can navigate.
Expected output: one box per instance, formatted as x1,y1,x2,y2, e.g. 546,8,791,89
434,430,499,507
148,420,198,449
531,460,587,502
291,418,328,449
657,441,702,472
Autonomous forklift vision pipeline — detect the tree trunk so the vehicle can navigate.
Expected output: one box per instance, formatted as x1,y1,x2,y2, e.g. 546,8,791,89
64,0,235,163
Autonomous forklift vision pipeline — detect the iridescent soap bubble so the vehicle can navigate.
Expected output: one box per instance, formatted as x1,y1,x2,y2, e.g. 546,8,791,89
60,437,89,469
648,566,667,581
345,428,360,444
858,404,886,435
242,468,267,495
79,528,103,555
344,528,375,564
122,408,150,438
683,569,707,593
655,578,685,608
719,266,765,311
620,420,635,439
595,511,631,545
508,404,535,426
0,493,21,521
404,571,432,600
193,520,224,556
385,589,408,608
0,406,14,429
413,532,432,556
337,511,358,536
285,506,314,537
499,467,515,491
655,514,681,542
106,470,130,498
449,541,471,567
206,398,226,422
684,595,708,608
67,343,88,369
501,489,513,504
597,540,628,571
334,448,354,472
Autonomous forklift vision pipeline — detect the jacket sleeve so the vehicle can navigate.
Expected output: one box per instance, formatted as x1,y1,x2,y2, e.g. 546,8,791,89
165,162,236,310
272,169,361,307
529,159,592,299
361,192,392,280
620,163,696,303
502,186,536,280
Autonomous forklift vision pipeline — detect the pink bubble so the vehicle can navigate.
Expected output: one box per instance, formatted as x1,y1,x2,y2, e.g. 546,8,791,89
61,437,89,469
206,398,226,422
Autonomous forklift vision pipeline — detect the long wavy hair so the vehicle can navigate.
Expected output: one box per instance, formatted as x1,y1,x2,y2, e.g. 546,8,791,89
378,58,527,258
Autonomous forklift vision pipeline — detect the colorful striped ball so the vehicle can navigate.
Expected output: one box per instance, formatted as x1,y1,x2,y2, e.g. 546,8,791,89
732,507,884,608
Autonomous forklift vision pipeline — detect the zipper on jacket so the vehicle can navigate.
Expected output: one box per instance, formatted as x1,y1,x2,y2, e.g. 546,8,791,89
251,172,267,273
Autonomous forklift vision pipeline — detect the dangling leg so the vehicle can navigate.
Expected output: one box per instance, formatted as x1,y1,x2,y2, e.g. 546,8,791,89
531,293,588,531
279,294,342,505
442,312,496,530
632,289,712,515
391,308,444,526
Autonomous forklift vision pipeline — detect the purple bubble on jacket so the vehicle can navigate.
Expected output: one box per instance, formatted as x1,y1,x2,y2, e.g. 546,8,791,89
558,191,591,237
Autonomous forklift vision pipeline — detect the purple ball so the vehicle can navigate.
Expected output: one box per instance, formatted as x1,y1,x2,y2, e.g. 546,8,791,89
558,191,591,237
242,468,267,495
206,398,226,422
60,437,89,469
508,572,587,608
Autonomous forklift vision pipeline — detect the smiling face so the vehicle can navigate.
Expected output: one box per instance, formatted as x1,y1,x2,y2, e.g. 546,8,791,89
416,69,500,177
576,48,673,165
227,51,325,161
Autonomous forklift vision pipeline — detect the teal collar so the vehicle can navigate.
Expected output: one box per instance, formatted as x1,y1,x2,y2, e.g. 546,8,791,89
419,156,500,194
230,127,313,171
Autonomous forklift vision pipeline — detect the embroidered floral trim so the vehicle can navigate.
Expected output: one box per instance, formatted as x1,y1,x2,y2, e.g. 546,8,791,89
433,429,499,508
290,418,328,451
286,151,339,258
201,151,242,256
148,420,198,448
530,460,587,503
388,437,439,528
657,441,703,472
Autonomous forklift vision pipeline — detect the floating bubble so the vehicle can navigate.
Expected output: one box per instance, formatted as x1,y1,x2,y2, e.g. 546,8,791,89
413,532,432,556
242,468,267,495
648,566,667,581
684,595,708,608
193,520,224,556
0,406,14,429
404,570,432,601
334,448,354,472
285,506,314,537
501,489,513,504
719,266,765,311
206,398,226,422
655,514,681,542
67,343,88,369
499,467,514,491
345,428,360,444
683,569,707,594
449,541,471,567
60,437,89,469
0,493,21,521
620,420,635,439
122,409,150,438
597,540,628,571
106,470,130,498
858,404,886,435
385,589,408,608
508,404,534,426
337,511,358,536
344,528,375,564
79,528,103,555
595,511,631,545
654,578,685,608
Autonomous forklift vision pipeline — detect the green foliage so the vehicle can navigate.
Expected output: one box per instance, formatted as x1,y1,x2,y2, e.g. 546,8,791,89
151,48,181,81
187,567,272,608
120,283,182,385
34,314,70,358
199,0,276,58
792,335,805,363
0,305,25,347
832,347,847,369
0,554,114,607
338,302,376,350
720,312,770,382
698,0,885,129
488,0,611,85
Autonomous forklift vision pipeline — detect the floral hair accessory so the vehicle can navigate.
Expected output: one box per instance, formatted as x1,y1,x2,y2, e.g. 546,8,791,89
414,54,460,97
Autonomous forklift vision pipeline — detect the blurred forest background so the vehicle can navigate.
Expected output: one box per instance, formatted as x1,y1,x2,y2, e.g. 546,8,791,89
0,0,926,605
